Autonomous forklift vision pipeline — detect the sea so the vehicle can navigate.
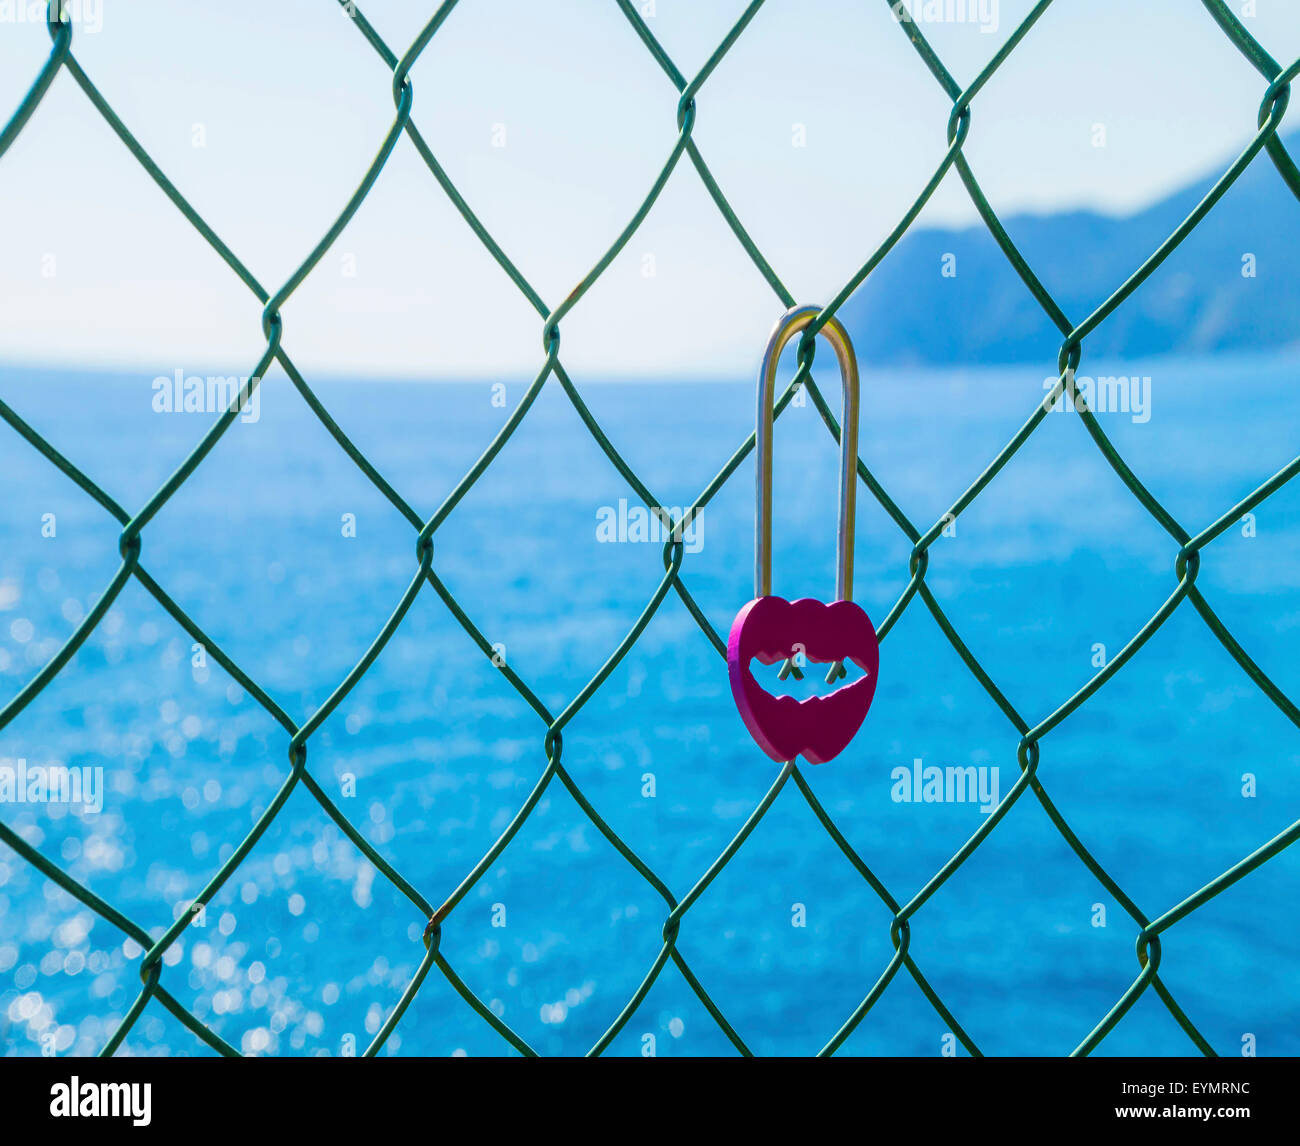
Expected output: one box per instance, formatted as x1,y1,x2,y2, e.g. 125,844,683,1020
1,347,1298,1057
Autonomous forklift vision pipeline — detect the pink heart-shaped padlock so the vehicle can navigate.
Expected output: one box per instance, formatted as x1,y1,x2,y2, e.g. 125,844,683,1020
730,304,879,764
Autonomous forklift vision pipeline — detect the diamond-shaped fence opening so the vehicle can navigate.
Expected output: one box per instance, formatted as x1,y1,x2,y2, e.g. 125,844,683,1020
2,0,1300,1057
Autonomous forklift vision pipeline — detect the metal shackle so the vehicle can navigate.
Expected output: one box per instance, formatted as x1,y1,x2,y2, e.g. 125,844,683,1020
755,304,861,602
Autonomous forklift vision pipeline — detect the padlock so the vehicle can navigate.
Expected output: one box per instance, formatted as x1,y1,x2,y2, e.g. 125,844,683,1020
727,304,880,764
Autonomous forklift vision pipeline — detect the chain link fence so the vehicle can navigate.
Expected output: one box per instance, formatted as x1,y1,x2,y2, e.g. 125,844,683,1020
1,0,1299,1056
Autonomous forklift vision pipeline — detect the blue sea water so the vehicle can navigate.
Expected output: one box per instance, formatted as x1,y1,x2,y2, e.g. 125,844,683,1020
0,349,1298,1057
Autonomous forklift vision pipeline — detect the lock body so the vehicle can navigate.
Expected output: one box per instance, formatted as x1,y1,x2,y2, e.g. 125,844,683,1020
728,596,878,764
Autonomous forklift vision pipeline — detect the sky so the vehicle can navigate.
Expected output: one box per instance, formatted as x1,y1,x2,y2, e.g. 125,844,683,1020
0,0,1298,378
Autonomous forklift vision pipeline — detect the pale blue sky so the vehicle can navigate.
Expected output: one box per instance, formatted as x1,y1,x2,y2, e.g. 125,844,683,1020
0,0,1297,378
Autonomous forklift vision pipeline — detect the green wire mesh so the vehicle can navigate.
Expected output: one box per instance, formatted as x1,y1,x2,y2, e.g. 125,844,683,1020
2,0,1300,1058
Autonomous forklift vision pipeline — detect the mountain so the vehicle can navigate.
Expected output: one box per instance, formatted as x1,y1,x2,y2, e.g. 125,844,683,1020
837,130,1300,366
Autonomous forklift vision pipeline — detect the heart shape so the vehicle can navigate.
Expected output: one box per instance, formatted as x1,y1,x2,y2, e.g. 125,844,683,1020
727,596,879,764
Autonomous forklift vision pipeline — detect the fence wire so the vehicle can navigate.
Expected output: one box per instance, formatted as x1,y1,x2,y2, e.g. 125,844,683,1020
2,0,1299,1057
